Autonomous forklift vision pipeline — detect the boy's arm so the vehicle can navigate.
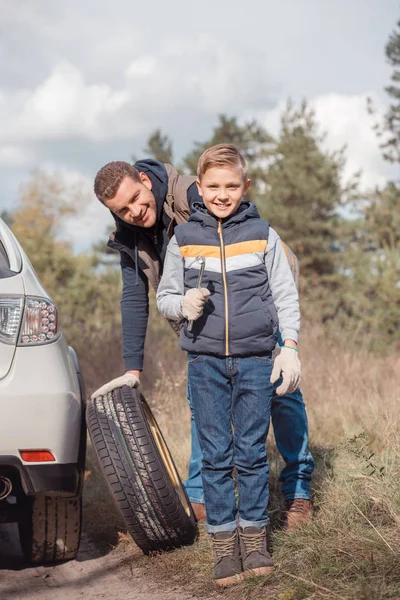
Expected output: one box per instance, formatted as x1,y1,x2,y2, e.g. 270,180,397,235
156,236,185,320
264,228,300,344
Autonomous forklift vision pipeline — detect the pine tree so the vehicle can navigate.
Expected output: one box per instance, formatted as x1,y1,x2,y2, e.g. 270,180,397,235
342,16,400,349
181,114,273,202
381,18,400,164
258,101,357,281
143,129,174,164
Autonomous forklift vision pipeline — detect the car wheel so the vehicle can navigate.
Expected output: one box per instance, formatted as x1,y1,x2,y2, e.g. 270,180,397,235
86,385,197,554
18,493,82,564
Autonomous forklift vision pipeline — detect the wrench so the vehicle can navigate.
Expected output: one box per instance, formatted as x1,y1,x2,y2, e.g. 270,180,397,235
187,255,206,332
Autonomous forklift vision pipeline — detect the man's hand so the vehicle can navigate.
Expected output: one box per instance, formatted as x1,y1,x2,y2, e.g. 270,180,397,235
182,288,210,321
91,371,140,400
270,346,301,396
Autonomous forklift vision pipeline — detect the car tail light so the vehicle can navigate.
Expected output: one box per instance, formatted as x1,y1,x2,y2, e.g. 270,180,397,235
20,450,56,462
0,297,24,344
19,297,60,345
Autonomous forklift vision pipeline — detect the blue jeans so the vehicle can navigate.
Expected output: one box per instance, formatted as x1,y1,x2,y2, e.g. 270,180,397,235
188,353,275,533
185,370,314,505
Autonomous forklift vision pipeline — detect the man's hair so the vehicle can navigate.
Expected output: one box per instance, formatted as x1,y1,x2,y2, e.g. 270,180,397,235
94,161,141,203
197,144,247,181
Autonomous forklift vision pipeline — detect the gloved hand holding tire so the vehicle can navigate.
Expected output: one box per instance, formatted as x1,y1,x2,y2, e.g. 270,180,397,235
91,372,140,399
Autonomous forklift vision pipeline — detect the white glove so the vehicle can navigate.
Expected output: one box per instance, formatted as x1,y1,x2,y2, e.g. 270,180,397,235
182,288,211,321
270,346,301,396
91,373,140,400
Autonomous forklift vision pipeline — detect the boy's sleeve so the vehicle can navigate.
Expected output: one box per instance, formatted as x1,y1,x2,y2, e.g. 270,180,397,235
264,228,300,343
156,235,185,320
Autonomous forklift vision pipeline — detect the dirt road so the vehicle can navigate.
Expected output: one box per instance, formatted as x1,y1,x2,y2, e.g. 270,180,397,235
0,523,198,600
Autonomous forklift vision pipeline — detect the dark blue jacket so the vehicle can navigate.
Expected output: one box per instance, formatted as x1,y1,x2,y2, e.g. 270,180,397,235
107,160,201,371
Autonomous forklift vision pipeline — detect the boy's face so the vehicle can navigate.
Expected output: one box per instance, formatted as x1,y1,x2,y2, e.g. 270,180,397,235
196,166,251,220
104,173,157,228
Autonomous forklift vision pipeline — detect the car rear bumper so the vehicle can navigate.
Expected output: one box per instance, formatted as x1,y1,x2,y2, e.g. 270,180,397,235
0,455,80,497
0,336,82,464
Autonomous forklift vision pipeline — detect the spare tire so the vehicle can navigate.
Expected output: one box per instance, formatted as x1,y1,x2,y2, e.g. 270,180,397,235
86,385,197,554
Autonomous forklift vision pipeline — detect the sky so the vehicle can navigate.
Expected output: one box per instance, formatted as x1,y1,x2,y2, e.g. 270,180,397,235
0,0,398,249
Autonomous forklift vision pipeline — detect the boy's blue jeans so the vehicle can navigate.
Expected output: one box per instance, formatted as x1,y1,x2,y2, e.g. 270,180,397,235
185,366,314,508
188,353,275,533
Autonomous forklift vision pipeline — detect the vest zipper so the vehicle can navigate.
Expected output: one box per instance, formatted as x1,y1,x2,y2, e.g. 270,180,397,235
218,219,229,356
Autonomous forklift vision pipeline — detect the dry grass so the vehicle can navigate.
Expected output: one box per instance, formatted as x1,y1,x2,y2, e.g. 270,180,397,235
87,318,400,599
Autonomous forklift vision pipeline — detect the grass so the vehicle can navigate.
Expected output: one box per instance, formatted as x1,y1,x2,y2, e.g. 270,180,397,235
85,321,400,600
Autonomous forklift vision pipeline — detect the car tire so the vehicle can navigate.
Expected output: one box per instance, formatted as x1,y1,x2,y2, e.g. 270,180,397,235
18,493,82,564
86,385,197,554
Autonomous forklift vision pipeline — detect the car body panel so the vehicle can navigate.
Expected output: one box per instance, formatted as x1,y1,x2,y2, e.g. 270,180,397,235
0,217,84,499
0,335,81,464
0,277,24,379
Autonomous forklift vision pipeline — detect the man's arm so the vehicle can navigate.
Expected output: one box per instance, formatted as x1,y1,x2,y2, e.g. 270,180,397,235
120,253,149,373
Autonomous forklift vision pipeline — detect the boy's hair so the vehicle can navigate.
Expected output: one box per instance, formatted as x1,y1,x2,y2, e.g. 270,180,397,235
197,144,247,181
94,161,141,203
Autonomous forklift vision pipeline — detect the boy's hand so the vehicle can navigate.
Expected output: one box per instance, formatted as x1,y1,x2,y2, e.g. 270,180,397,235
91,372,140,399
270,346,301,395
182,288,210,321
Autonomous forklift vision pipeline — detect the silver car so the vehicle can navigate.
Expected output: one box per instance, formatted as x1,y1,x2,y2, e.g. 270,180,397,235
0,217,85,564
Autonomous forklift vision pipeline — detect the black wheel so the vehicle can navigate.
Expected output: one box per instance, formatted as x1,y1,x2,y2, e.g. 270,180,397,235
86,385,197,554
18,493,82,564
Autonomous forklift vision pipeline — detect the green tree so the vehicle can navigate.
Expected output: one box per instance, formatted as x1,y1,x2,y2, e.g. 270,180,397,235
341,184,400,348
341,17,400,349
258,101,358,281
181,114,273,202
143,129,174,164
381,18,400,164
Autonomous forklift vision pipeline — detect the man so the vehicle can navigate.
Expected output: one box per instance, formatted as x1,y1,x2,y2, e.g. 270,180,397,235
92,158,314,531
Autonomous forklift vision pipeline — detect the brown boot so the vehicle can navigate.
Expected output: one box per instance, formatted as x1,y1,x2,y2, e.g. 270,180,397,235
191,502,206,522
283,499,313,532
211,530,243,587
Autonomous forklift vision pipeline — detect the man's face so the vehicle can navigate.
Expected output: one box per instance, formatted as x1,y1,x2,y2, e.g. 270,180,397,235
104,173,157,228
196,166,250,220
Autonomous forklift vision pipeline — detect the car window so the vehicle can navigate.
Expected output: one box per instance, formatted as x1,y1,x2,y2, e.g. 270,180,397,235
0,239,16,278
0,240,9,269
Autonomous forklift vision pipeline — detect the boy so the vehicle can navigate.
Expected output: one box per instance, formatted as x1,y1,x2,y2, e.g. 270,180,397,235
156,144,301,587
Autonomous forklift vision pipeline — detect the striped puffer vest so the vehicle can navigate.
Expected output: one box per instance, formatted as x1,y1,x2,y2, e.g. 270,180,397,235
174,202,278,357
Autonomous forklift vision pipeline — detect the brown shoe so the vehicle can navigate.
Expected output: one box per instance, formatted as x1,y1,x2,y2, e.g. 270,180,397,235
191,502,206,522
283,499,313,532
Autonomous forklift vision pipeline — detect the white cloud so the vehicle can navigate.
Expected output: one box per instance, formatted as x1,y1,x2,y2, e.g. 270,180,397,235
46,167,115,250
62,195,114,252
0,145,31,167
311,93,390,189
1,62,130,143
253,92,391,191
126,56,158,78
